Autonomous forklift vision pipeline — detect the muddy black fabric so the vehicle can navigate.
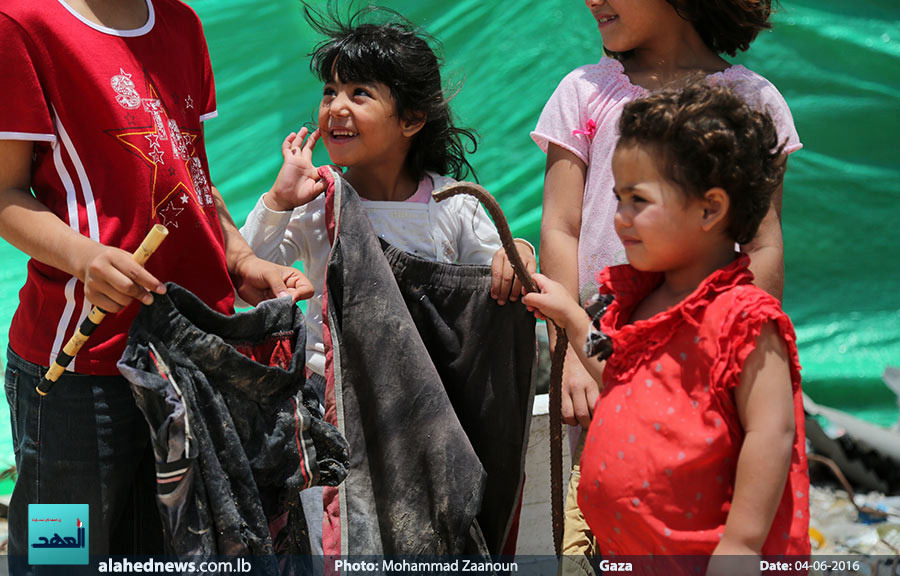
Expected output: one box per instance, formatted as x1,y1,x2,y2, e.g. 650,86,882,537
323,174,536,556
117,285,349,562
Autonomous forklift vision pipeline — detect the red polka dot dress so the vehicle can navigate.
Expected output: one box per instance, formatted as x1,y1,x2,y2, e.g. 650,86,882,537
578,255,810,556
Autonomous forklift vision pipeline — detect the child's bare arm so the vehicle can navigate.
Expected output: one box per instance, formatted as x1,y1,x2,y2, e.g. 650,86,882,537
0,140,165,313
541,144,599,428
264,127,327,212
742,168,787,301
715,321,794,557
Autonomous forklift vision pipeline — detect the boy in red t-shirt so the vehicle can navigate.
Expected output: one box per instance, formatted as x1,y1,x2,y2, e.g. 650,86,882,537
0,0,312,562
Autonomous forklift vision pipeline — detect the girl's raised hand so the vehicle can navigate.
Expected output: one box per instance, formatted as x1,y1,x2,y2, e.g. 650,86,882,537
265,127,327,212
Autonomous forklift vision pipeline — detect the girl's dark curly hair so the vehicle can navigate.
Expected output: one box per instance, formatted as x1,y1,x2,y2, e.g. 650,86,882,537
617,81,786,244
605,0,775,59
305,3,477,182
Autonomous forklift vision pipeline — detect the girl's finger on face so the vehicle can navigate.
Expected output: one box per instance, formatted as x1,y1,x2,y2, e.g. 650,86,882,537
302,129,321,154
293,131,308,150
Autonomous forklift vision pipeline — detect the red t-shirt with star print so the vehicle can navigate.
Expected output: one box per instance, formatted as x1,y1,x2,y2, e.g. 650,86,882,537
578,255,810,557
0,0,234,374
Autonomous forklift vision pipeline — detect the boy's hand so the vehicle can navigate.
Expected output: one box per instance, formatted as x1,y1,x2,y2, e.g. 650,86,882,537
521,273,582,328
491,239,536,305
230,253,314,306
80,243,166,313
265,127,327,212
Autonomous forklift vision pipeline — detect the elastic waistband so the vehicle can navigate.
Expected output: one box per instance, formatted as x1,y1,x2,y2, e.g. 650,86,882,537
382,241,492,292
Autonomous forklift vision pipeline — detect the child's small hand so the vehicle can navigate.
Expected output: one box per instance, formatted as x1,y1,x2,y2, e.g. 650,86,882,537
265,127,327,212
230,253,314,305
521,273,582,328
490,239,536,305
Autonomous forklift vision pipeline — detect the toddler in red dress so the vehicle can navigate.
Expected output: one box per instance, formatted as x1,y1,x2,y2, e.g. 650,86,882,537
524,81,810,564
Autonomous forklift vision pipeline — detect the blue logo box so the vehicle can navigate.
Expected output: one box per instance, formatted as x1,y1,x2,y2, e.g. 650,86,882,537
28,503,89,565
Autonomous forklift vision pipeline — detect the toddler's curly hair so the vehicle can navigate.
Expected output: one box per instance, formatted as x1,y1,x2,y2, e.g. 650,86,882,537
617,81,786,245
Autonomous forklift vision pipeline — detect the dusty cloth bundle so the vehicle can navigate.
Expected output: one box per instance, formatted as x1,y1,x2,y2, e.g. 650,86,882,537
318,169,537,556
118,285,349,561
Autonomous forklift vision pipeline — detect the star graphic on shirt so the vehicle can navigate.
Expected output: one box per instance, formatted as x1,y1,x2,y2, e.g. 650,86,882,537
185,95,194,109
145,133,165,165
158,200,184,228
125,112,137,126
107,79,204,222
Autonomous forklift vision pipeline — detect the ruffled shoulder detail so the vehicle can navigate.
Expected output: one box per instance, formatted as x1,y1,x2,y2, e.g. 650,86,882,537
586,57,645,97
706,65,773,110
709,286,802,393
595,56,627,76
559,58,646,110
704,65,802,154
596,255,756,381
706,64,752,85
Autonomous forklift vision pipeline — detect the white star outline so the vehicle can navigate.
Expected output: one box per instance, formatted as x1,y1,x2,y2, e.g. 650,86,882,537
145,133,165,165
158,201,184,228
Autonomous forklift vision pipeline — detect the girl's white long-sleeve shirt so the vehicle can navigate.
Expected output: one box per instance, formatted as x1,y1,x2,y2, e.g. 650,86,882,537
240,171,503,376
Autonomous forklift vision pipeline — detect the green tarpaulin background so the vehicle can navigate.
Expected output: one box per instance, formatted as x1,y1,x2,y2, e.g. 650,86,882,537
1,1,898,491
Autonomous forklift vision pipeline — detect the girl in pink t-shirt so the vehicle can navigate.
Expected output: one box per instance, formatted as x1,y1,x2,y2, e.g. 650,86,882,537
523,82,810,566
532,4,802,563
532,0,801,432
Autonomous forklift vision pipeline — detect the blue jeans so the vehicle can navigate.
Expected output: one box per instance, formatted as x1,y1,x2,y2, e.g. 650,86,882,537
4,347,163,571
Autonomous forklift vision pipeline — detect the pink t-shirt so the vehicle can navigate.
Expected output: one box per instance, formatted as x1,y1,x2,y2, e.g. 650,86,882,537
532,58,802,303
